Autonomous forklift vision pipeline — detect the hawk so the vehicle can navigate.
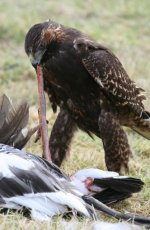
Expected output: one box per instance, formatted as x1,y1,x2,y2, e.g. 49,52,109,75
25,20,150,172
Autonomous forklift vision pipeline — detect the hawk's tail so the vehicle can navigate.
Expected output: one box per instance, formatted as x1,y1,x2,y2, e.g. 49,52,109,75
132,110,150,140
83,195,150,228
0,94,39,149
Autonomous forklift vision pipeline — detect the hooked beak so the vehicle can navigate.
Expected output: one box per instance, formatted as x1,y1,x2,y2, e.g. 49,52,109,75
32,62,38,69
29,55,39,69
29,49,46,69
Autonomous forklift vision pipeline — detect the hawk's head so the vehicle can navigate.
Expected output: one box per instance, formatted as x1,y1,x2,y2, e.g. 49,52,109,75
25,20,66,68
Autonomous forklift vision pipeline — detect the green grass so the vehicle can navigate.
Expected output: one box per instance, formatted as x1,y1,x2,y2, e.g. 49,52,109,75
0,0,150,229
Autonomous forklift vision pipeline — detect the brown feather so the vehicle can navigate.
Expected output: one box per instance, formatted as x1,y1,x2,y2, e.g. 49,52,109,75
41,27,67,44
98,110,132,173
25,21,150,172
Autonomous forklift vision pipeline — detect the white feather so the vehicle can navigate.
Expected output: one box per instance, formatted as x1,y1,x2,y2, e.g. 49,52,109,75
71,179,89,195
0,154,34,178
3,191,90,219
73,168,119,180
46,191,90,217
71,168,119,194
0,202,21,209
4,194,66,217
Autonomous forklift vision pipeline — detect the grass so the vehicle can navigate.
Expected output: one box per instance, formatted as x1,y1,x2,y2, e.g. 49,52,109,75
0,0,150,229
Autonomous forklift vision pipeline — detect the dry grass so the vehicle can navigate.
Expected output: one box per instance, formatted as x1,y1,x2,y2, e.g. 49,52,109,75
0,0,150,229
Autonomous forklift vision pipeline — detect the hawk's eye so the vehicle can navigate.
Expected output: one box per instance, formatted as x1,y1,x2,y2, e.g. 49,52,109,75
39,43,45,50
77,43,82,48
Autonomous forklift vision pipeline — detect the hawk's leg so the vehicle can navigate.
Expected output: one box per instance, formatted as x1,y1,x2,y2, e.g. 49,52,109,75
98,110,132,173
49,109,77,166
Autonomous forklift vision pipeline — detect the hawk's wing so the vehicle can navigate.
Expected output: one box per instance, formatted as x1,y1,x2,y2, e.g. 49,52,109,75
74,38,146,117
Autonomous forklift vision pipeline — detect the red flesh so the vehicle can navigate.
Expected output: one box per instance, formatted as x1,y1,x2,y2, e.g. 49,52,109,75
36,64,51,162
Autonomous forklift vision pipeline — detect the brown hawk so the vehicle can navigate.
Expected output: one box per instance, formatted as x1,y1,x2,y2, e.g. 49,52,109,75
25,20,150,172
